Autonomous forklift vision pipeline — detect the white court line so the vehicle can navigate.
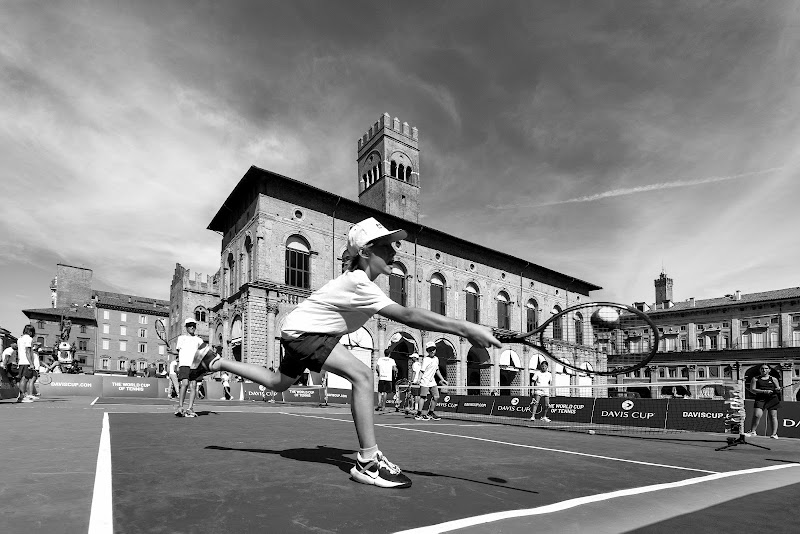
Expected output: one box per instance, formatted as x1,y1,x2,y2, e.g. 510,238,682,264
393,464,800,534
90,397,99,405
281,412,716,473
88,412,113,534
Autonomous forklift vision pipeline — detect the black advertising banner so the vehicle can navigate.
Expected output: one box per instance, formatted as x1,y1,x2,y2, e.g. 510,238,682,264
435,394,460,412
282,386,321,404
777,402,800,439
101,377,160,398
665,399,726,432
547,397,594,423
324,388,351,404
457,396,494,415
39,374,103,396
593,398,668,428
491,396,533,418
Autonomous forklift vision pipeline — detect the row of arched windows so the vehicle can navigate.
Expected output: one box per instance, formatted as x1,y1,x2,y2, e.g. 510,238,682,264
390,160,413,182
361,159,415,190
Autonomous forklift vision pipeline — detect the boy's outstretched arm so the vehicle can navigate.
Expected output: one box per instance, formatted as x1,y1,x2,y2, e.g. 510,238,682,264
378,304,501,349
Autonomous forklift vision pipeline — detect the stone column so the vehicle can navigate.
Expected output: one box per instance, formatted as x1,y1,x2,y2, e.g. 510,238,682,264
266,302,279,369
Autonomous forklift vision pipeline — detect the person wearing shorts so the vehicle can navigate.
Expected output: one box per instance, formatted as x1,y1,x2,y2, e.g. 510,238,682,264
175,319,204,417
530,361,552,422
16,325,37,403
406,352,421,416
417,342,445,421
168,356,180,399
375,350,397,412
190,217,500,489
747,363,782,438
1,343,19,384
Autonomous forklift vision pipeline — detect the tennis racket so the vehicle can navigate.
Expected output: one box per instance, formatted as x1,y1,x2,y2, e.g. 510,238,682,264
155,319,174,353
774,379,800,393
493,301,660,377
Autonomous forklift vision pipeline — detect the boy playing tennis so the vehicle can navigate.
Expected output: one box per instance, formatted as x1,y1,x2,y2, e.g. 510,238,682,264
192,217,500,488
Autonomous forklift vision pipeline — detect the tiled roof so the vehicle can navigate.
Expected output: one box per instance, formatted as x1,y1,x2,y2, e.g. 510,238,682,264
647,287,800,314
22,306,98,322
93,290,169,313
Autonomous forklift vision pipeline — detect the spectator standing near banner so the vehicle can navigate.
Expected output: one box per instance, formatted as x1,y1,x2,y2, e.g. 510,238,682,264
375,350,397,412
1,343,18,384
175,319,204,417
221,372,231,400
168,356,180,399
16,325,36,402
406,352,421,416
417,342,445,421
529,361,552,422
747,363,781,438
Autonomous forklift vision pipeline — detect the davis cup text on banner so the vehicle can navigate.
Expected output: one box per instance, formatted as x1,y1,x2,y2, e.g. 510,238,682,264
491,396,533,418
435,394,459,412
592,398,667,429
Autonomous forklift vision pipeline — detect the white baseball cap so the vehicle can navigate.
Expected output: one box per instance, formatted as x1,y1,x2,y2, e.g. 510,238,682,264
185,318,197,326
347,217,407,256
425,341,437,351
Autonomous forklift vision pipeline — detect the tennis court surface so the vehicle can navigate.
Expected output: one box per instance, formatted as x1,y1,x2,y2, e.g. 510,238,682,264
3,396,800,533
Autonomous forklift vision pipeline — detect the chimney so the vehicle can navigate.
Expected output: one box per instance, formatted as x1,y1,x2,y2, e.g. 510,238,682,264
735,290,741,301
689,297,695,307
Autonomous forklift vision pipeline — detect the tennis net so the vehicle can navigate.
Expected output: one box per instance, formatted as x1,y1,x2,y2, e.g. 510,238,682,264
429,380,742,436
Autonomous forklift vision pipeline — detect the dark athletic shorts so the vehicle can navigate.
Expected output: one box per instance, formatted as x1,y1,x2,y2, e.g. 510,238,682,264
178,366,203,381
280,334,340,378
19,365,35,379
754,396,780,410
410,384,421,396
378,380,393,393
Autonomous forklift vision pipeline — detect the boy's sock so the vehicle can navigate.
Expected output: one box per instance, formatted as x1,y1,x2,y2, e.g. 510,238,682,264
358,445,379,462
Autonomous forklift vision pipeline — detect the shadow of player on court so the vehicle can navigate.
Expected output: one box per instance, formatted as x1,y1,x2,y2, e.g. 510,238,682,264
205,444,538,494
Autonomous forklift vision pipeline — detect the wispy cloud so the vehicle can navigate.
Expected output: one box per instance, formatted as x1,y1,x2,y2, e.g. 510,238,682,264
490,167,786,209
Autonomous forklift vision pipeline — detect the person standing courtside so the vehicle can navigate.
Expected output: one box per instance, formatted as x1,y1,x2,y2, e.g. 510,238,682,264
529,360,552,422
406,352,422,416
746,363,782,439
375,349,397,412
168,355,180,399
1,342,18,383
16,325,37,402
417,342,445,421
175,318,204,417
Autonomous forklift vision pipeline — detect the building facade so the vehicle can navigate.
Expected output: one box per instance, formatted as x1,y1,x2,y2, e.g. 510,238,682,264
205,114,604,393
24,264,170,375
629,273,800,400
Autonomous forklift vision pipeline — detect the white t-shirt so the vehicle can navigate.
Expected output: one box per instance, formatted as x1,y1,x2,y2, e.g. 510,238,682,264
17,335,32,366
2,347,16,367
168,360,179,374
531,370,553,396
222,373,230,387
376,356,396,381
176,334,203,367
410,360,421,384
282,270,394,338
419,356,439,388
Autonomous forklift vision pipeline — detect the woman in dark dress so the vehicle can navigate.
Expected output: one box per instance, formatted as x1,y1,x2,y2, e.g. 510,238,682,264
747,363,781,439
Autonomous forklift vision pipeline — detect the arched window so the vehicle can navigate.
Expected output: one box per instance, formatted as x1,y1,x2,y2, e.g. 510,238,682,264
574,312,584,345
285,236,311,289
389,264,407,306
194,307,207,323
227,253,235,296
430,273,446,315
398,164,405,180
526,299,538,331
405,166,412,182
497,292,511,329
245,236,253,284
391,160,397,178
552,305,563,340
465,283,480,324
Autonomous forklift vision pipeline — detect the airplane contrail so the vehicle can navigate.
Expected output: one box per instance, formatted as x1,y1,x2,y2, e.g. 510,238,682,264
491,166,785,209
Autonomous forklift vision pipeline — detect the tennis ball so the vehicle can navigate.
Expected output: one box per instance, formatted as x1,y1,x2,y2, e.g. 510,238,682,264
588,430,596,435
591,307,620,329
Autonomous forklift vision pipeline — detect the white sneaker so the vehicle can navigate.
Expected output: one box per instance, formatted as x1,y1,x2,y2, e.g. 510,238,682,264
21,397,34,403
770,434,780,439
744,431,757,437
541,416,551,422
349,451,412,488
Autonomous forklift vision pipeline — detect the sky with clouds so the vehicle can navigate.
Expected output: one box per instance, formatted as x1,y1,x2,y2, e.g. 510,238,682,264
1,0,799,333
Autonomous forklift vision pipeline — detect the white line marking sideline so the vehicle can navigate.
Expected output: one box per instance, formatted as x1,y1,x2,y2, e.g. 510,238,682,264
88,412,113,534
281,412,716,473
393,464,800,534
